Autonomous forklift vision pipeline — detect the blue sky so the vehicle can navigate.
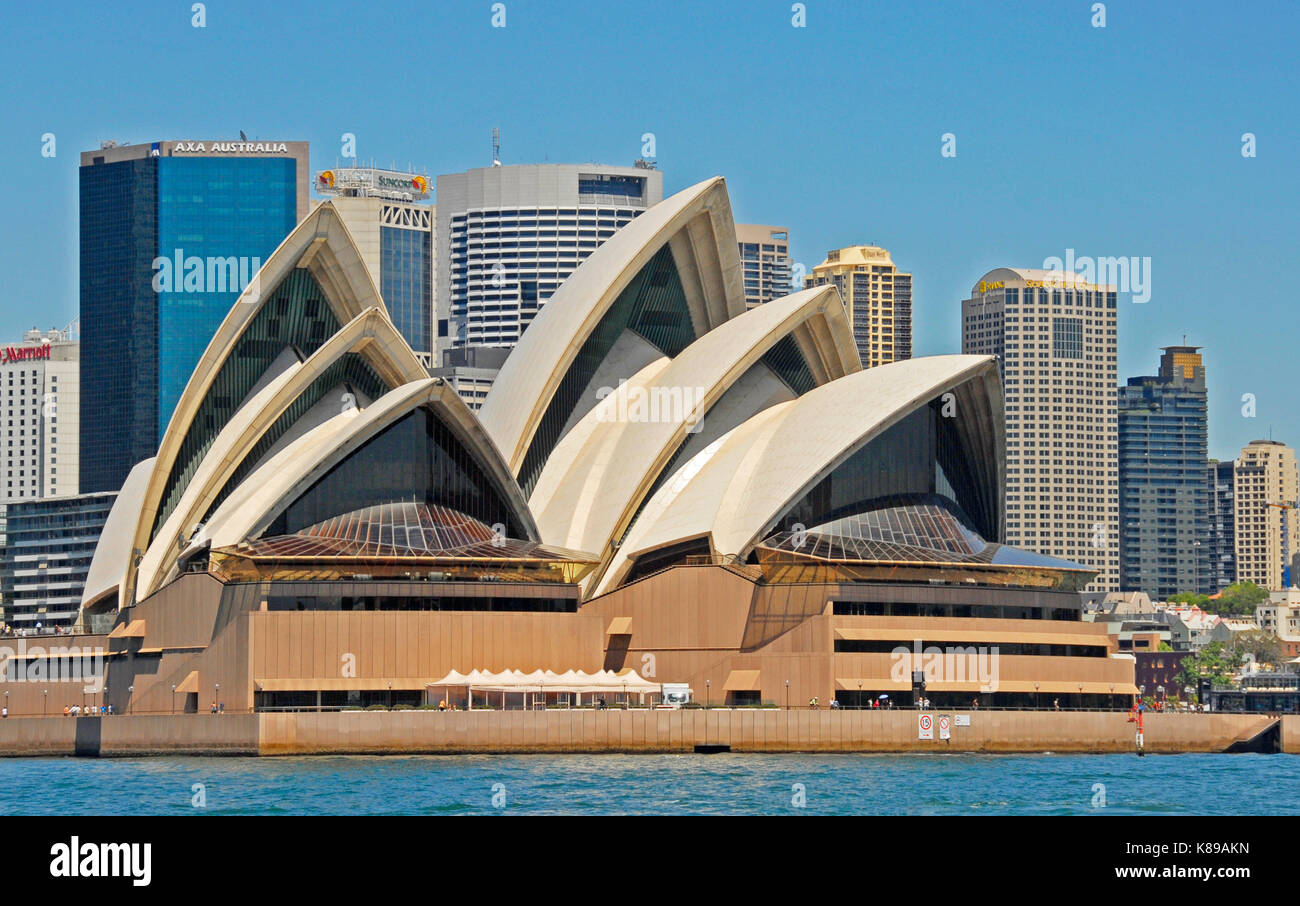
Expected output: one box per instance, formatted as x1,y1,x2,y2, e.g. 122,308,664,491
1,0,1296,460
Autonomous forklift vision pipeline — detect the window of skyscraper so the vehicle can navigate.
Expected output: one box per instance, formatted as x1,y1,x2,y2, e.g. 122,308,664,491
1052,317,1084,359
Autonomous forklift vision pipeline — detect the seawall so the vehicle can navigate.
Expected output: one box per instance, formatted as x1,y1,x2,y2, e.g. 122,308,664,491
0,710,1294,756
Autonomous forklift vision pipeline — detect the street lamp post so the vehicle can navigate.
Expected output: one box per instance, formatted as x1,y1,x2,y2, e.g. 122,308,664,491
171,684,176,714
1034,682,1040,711
127,685,134,715
785,679,790,711
705,679,710,709
857,680,862,709
43,689,47,717
214,683,220,714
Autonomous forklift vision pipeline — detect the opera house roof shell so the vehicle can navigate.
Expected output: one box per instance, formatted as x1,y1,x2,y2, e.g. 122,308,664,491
82,176,1096,617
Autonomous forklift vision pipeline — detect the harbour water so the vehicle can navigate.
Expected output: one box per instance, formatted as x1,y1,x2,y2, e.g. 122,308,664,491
2,752,1296,815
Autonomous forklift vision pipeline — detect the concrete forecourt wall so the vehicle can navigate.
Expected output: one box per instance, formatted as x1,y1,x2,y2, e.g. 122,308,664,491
0,711,1293,756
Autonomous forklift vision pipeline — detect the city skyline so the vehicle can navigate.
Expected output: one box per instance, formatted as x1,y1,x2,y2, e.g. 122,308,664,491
3,1,1300,839
1,1,1297,463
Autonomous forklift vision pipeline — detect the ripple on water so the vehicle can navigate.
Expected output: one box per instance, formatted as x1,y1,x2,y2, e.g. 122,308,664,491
1,752,1297,815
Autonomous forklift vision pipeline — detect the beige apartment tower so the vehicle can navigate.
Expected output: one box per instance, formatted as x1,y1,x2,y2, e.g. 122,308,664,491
804,245,912,367
735,224,792,308
1233,440,1299,591
961,268,1119,591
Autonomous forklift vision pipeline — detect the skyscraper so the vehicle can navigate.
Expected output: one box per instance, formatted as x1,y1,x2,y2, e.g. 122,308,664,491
736,224,792,308
313,167,435,365
1207,459,1237,591
79,138,308,492
436,163,664,356
961,268,1119,591
1233,440,1299,591
1118,347,1209,598
0,491,115,630
803,245,912,367
1,326,79,502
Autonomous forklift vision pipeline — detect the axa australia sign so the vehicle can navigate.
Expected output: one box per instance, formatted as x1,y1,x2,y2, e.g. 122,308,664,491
169,140,291,154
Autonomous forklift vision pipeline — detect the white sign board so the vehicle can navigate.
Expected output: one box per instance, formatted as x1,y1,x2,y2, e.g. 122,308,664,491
954,714,971,726
938,714,951,740
918,713,933,740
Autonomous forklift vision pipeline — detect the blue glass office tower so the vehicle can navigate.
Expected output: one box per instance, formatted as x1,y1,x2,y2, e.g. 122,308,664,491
1118,346,1210,597
79,140,307,492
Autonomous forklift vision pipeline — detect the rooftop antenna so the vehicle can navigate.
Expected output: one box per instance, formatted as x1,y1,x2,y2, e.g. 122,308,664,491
492,127,502,167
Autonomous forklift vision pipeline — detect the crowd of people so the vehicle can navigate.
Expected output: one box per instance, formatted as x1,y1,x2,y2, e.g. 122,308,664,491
0,622,73,638
61,703,113,716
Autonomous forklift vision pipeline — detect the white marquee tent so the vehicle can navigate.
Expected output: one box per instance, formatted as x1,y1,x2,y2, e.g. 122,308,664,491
427,668,661,708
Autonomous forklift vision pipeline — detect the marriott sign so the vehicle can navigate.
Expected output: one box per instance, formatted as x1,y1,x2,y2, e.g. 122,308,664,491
2,344,52,365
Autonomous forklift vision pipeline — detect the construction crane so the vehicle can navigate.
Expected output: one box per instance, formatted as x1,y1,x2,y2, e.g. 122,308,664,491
1266,499,1296,588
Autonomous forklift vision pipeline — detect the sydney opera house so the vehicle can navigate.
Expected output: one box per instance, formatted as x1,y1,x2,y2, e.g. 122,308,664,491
51,176,1135,716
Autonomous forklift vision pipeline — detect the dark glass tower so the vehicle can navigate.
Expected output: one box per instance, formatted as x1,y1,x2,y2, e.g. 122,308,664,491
1206,458,1236,591
79,140,307,492
1118,346,1210,597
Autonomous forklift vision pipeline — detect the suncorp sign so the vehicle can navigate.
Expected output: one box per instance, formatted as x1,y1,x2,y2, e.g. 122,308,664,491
379,173,430,193
316,169,430,200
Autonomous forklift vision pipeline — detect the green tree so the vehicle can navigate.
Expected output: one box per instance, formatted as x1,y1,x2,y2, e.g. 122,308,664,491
1169,582,1270,617
1212,581,1270,617
1229,632,1284,668
1174,641,1237,695
1168,591,1210,608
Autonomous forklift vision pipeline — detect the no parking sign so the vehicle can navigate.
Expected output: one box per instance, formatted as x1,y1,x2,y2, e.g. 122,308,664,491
938,714,951,740
918,713,933,740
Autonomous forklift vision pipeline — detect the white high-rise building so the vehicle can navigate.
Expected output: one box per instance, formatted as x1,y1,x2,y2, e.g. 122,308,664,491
961,269,1119,591
436,163,664,355
2,326,79,503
